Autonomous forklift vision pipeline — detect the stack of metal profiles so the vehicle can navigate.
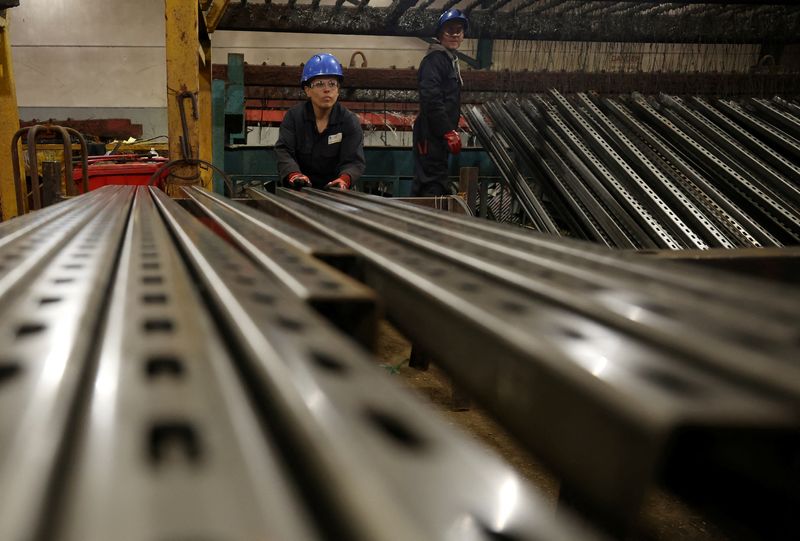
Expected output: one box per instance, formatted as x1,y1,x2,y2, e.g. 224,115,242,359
465,92,800,250
0,186,597,541
1,185,798,540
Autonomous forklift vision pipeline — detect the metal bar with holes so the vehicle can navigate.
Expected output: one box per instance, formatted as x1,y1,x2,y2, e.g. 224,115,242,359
0,186,135,540
182,186,378,348
150,187,596,541
49,187,318,541
247,185,800,536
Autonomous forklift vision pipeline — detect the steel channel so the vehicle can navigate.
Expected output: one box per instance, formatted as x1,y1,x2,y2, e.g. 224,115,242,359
307,185,797,322
465,105,560,232
576,93,729,249
549,90,692,249
537,99,671,248
591,99,743,248
251,187,799,532
692,97,800,189
772,96,800,118
715,99,800,162
484,101,586,238
52,187,318,541
189,188,352,263
662,95,800,210
0,189,104,244
540,119,646,248
751,97,800,139
484,101,604,243
631,96,800,244
506,99,640,248
182,186,378,348
150,187,594,541
604,97,776,247
659,106,800,244
0,186,135,541
298,187,800,399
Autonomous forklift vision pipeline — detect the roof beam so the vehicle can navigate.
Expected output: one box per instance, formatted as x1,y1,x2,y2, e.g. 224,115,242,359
218,3,800,43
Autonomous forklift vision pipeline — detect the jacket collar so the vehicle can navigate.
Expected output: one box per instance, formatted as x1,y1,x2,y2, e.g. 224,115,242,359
303,100,343,125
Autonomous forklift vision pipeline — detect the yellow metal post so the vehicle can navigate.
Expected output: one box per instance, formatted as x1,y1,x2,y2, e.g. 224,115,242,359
165,0,201,196
0,9,20,219
198,23,213,189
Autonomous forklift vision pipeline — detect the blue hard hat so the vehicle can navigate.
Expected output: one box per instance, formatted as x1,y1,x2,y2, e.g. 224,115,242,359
436,9,468,36
301,53,344,86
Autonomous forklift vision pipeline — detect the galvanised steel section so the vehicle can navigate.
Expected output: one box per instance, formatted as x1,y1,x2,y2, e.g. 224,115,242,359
151,187,593,541
575,93,730,249
661,95,800,209
0,186,135,541
751,97,800,139
483,100,607,244
524,103,648,248
186,186,351,263
603,97,775,247
549,90,696,249
52,188,318,541
251,186,800,535
537,98,672,248
715,99,800,162
464,104,561,233
692,97,800,189
182,186,377,347
631,95,800,244
303,186,800,401
772,96,800,118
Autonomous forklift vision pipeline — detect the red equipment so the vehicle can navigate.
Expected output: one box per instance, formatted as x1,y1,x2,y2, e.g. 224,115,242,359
73,155,170,192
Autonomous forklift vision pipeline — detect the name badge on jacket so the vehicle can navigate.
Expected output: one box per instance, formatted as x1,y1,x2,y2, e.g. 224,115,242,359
328,133,343,144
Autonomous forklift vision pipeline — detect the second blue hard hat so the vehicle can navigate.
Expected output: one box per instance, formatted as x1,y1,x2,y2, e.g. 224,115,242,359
436,9,468,36
301,53,344,86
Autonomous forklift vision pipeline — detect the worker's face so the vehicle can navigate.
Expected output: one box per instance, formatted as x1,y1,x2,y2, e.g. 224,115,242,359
304,77,339,111
439,21,464,50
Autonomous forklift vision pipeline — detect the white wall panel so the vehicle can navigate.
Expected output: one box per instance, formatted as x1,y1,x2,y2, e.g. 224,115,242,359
9,0,164,46
11,46,166,107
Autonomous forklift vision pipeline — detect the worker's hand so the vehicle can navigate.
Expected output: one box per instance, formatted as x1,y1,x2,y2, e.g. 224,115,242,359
325,174,351,190
443,130,461,154
287,172,311,190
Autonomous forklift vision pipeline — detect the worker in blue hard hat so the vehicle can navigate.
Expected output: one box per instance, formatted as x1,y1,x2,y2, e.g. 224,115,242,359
411,9,467,196
275,53,365,190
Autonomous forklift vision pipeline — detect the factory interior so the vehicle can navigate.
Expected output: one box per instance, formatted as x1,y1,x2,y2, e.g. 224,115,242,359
0,1,799,540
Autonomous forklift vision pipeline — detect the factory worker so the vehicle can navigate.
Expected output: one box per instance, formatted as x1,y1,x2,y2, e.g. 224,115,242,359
412,9,467,196
276,53,366,190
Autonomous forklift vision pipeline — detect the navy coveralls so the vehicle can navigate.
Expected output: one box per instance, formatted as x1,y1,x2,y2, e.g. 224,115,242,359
413,44,462,196
275,101,366,189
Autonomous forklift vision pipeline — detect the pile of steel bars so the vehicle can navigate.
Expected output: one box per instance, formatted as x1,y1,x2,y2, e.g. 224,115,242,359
2,185,799,540
0,186,593,541
466,92,800,249
248,185,800,539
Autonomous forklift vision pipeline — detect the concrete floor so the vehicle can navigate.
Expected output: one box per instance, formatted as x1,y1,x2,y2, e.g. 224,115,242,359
373,320,730,541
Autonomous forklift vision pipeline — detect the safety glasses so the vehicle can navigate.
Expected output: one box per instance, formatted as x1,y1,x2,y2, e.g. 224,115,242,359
309,80,340,89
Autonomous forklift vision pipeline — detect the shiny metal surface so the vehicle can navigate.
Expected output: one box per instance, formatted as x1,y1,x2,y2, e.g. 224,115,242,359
182,186,378,347
151,187,596,541
0,186,134,541
250,186,800,533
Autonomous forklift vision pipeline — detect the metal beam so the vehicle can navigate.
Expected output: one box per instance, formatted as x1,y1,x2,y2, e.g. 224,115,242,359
217,2,800,42
212,64,800,98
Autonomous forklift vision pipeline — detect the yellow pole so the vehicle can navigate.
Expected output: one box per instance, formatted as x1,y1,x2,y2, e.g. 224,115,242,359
0,9,20,220
165,0,200,197
198,37,213,189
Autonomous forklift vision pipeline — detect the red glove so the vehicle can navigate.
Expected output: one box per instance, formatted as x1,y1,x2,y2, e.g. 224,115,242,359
287,172,311,190
443,130,461,154
325,173,351,190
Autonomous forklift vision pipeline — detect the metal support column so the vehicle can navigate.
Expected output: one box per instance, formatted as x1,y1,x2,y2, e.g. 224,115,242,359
165,0,202,195
0,8,19,219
